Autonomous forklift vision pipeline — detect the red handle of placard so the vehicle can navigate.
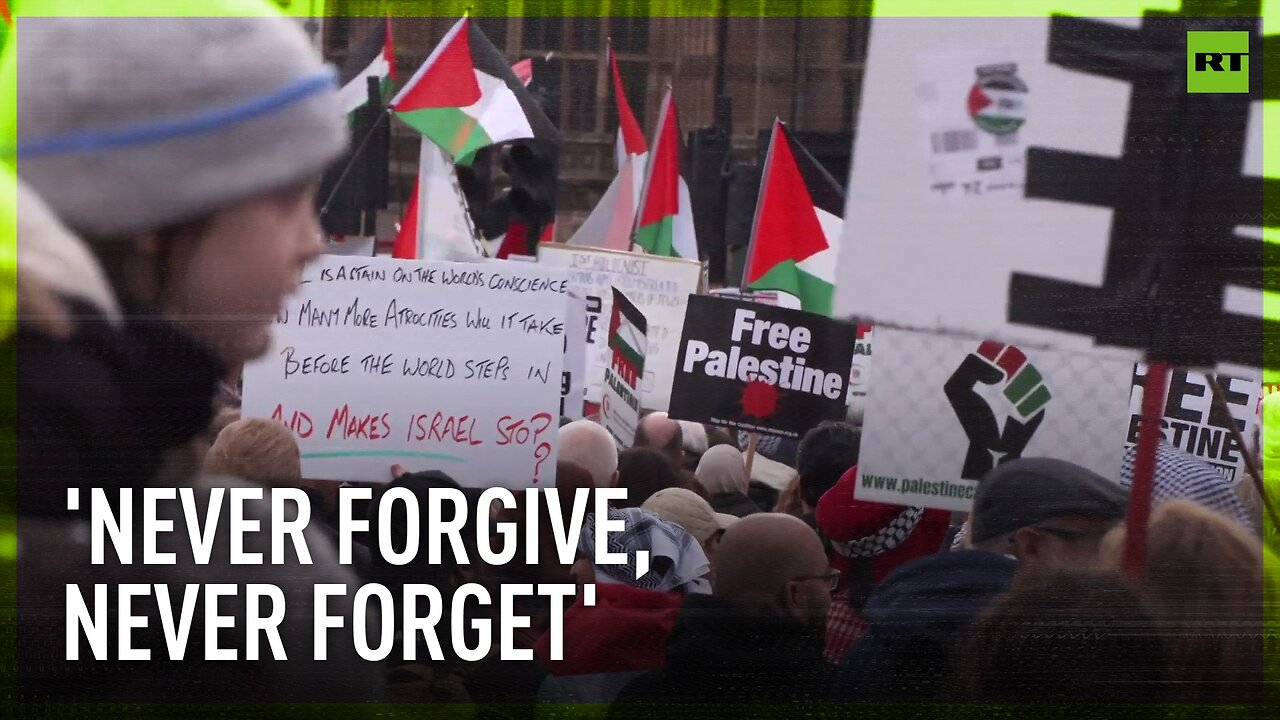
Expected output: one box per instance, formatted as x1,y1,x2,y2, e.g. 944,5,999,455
1123,361,1169,578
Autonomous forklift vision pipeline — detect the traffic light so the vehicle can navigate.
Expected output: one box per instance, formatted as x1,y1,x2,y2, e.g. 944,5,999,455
723,160,762,287
495,139,559,256
317,77,389,237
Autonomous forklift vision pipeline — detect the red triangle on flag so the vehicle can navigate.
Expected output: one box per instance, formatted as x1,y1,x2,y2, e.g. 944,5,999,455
745,122,828,284
636,91,680,228
967,84,992,116
384,17,398,80
392,18,481,112
392,178,420,259
609,43,647,157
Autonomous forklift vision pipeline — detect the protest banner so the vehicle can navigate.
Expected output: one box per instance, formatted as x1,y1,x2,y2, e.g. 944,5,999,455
708,287,782,307
561,292,588,420
855,327,1132,512
601,288,648,448
833,13,1268,375
242,256,568,487
1127,365,1260,483
668,295,856,438
537,243,702,411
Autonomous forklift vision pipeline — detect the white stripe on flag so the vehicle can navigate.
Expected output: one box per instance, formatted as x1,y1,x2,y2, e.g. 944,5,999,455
461,70,534,145
338,54,391,114
615,316,646,360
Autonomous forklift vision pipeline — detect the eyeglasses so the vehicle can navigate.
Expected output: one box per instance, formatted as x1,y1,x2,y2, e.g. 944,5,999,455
1030,525,1105,543
792,569,841,592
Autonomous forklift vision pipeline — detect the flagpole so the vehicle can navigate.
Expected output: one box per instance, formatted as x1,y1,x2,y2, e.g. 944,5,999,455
629,86,673,255
1208,375,1280,530
318,107,392,220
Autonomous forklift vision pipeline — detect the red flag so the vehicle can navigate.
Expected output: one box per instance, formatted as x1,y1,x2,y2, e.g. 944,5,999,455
512,58,533,87
391,178,420,259
609,41,647,163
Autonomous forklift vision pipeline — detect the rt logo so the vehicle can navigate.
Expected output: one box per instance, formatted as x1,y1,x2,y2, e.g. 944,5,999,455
1187,31,1249,94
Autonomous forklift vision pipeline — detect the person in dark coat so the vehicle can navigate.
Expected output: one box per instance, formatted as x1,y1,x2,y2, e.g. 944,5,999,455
831,549,1018,701
8,7,379,703
613,513,835,707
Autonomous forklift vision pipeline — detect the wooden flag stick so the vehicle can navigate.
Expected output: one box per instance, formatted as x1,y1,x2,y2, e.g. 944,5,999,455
744,432,759,479
1124,361,1169,579
1207,375,1280,531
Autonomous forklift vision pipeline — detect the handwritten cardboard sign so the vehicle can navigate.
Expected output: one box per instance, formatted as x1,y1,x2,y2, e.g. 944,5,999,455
242,256,569,487
537,244,702,412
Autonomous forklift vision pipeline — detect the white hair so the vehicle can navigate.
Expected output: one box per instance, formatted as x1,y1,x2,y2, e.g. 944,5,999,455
558,419,618,488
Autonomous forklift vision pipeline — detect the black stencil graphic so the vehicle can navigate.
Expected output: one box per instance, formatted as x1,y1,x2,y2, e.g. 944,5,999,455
1009,1,1278,369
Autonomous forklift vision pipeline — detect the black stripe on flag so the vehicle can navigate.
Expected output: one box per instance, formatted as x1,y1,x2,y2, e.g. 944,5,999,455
338,22,387,87
466,21,562,147
612,287,648,336
782,125,845,218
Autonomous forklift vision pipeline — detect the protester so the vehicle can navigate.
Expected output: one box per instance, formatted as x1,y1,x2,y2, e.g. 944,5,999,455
1120,440,1255,533
642,487,738,566
536,508,709,704
616,446,682,507
677,420,709,472
1100,499,1263,703
613,513,835,706
796,421,860,514
10,8,378,702
966,457,1128,569
559,419,619,489
832,544,1018,701
773,473,805,516
634,411,685,470
203,417,301,487
366,470,546,705
694,444,758,517
947,569,1166,702
814,467,949,663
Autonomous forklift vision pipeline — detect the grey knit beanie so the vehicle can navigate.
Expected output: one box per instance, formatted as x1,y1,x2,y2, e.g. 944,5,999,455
14,14,347,239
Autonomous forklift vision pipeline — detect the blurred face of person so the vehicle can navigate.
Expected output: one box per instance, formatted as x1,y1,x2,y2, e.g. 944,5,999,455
1010,514,1119,571
160,182,323,364
781,558,834,632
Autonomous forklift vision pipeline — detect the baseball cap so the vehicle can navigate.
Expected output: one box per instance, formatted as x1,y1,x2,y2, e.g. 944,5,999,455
642,487,738,545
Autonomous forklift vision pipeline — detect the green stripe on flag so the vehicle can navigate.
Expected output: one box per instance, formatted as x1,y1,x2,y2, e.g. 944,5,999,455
396,107,493,164
634,215,675,256
613,337,645,372
747,258,835,316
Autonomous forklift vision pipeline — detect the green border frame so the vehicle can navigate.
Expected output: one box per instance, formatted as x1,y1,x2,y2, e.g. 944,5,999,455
0,0,1275,716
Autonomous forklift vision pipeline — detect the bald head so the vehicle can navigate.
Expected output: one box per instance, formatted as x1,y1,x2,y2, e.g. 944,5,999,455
714,513,828,603
558,420,618,488
635,411,684,469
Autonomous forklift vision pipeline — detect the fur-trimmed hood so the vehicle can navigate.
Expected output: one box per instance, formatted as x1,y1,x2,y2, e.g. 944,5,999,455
15,175,122,339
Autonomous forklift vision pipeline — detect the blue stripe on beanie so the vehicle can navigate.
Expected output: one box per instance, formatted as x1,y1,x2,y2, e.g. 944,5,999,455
14,67,337,159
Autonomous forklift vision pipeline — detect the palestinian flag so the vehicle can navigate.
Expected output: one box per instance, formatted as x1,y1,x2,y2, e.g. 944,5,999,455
632,89,698,260
512,58,533,87
336,18,395,115
608,288,648,390
391,17,559,165
743,119,845,316
609,41,647,168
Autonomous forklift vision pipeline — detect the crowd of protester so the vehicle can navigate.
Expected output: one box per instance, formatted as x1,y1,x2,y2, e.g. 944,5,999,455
8,3,1273,711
